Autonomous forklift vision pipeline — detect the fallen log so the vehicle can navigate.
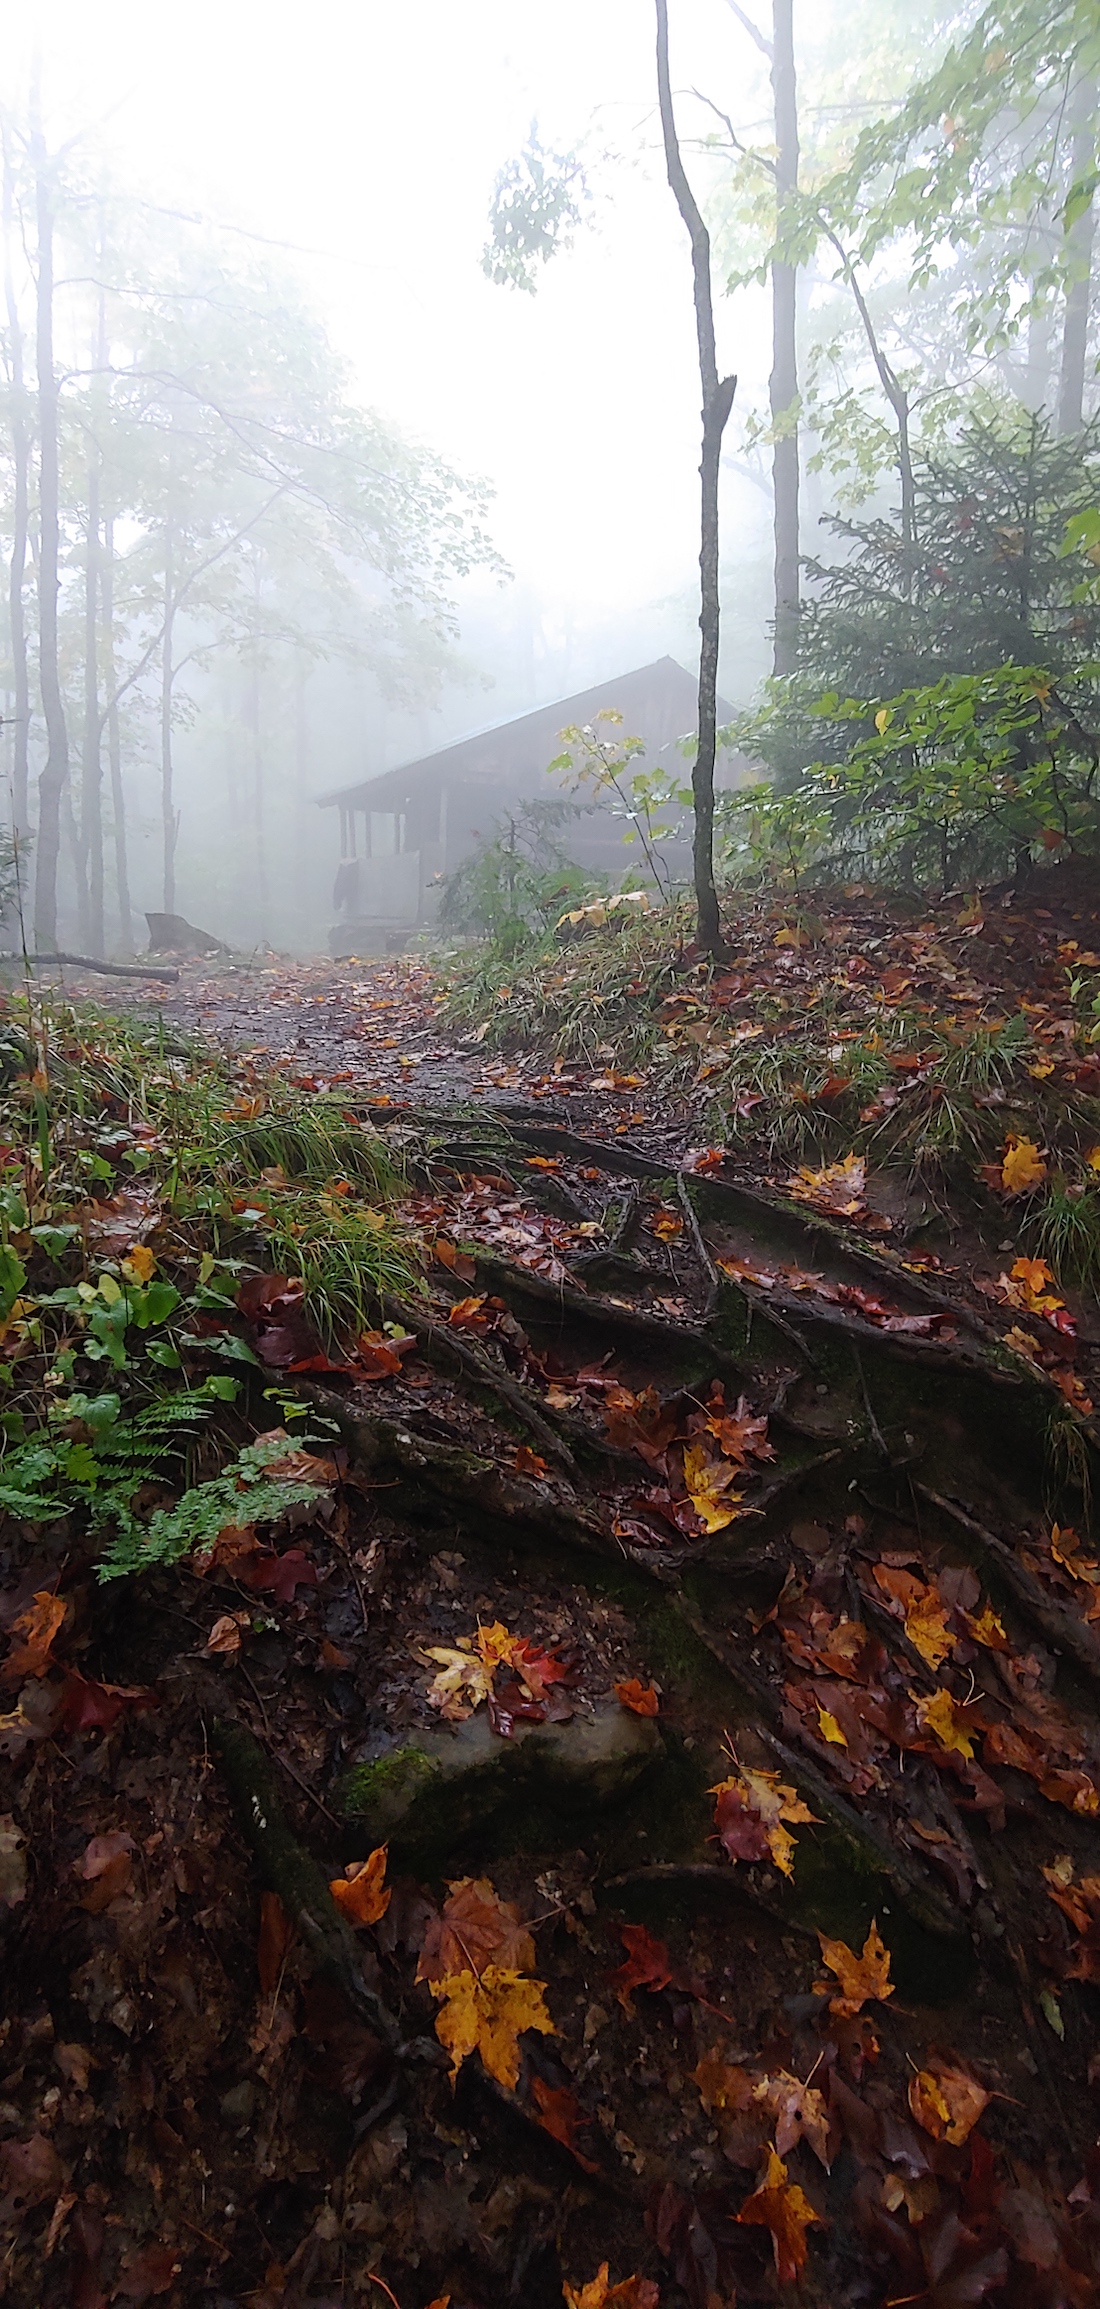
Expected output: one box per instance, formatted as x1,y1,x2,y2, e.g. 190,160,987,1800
1,949,180,984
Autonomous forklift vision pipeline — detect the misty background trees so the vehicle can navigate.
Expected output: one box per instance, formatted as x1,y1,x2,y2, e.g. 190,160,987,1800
0,112,498,954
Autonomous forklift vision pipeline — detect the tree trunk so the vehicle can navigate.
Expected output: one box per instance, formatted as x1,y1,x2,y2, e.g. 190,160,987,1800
161,517,176,915
31,127,69,950
100,519,133,952
3,140,31,843
770,0,800,677
655,0,736,956
79,287,106,955
249,636,268,935
1058,71,1098,436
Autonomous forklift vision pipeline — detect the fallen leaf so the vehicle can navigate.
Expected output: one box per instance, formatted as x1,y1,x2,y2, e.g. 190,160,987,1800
1001,1136,1046,1193
735,2145,824,2282
433,1237,477,1282
908,2057,990,2145
786,1152,866,1218
257,1890,295,1997
816,1920,893,2016
514,1444,550,1479
917,1686,976,1759
529,2075,600,2173
711,1760,818,1878
754,2070,831,2167
682,1440,744,1533
430,1964,553,2088
614,1679,659,1717
0,1815,26,1910
609,1922,673,2011
562,2264,659,2308
329,1847,390,1927
3,1590,65,1683
75,1829,134,1913
58,1672,158,1735
204,1612,248,1655
692,2053,754,2112
417,1877,535,1983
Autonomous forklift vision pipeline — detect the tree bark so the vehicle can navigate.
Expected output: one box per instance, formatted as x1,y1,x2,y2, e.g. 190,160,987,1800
31,126,69,949
3,140,31,843
770,0,800,676
1058,71,1097,436
79,284,107,955
102,517,133,951
655,0,736,957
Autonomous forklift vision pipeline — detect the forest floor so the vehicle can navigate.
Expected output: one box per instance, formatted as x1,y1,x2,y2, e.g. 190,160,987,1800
6,868,1100,2309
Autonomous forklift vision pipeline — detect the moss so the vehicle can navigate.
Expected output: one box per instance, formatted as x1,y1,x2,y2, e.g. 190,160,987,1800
338,1745,440,1833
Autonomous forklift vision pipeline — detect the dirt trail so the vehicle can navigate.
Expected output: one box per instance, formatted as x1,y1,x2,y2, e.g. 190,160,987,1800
5,951,1100,2309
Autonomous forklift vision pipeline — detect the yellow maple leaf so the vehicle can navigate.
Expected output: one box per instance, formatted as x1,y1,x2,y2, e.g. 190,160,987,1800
423,1644,495,1721
1003,1323,1040,1361
817,1707,847,1747
1001,1137,1046,1193
1087,1146,1100,1174
429,1965,553,2089
817,1920,893,2016
682,1440,744,1534
904,1593,955,1669
998,1256,1063,1316
917,1687,975,1759
786,1152,866,1217
963,1602,1009,1649
122,1243,156,1283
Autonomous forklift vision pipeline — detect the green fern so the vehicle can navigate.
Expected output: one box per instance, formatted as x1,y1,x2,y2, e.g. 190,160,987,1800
95,1431,332,1582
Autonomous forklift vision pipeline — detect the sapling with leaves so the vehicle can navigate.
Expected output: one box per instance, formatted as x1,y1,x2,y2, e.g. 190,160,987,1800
548,710,693,905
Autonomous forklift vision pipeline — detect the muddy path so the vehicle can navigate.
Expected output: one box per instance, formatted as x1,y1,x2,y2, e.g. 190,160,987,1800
4,959,1100,2308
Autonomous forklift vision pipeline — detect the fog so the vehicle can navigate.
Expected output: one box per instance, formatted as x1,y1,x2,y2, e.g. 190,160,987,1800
0,2,1045,950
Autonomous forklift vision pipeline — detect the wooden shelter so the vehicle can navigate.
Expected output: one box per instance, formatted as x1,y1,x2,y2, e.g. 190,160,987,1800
315,657,739,953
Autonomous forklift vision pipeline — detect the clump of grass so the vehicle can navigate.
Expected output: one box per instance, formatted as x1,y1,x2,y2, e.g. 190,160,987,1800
4,994,418,1339
1033,1175,1100,1294
437,897,697,1072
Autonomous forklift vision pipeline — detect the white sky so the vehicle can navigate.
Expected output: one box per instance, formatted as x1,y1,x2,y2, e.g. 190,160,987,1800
10,0,777,689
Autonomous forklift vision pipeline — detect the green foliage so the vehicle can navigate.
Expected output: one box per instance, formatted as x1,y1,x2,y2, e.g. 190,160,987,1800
727,662,1100,895
440,799,599,956
0,1377,236,1529
96,1429,326,1583
549,711,693,904
481,125,590,293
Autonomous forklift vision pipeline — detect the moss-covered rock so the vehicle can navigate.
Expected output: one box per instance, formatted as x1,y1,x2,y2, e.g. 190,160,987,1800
337,1703,662,1868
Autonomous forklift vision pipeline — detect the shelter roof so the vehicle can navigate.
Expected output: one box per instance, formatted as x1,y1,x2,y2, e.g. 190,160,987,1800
314,656,733,810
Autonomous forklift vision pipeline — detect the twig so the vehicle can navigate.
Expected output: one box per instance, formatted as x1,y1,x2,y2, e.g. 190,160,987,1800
677,1171,721,1316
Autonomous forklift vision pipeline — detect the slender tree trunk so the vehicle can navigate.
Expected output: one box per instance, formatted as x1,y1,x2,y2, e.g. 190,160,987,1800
31,125,69,948
3,141,30,840
161,539,176,914
249,639,268,934
770,0,800,676
655,0,736,956
101,516,132,950
79,286,106,954
1058,71,1098,436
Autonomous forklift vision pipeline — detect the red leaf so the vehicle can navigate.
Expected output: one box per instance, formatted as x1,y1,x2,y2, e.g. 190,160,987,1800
58,1672,158,1735
610,1923,673,2010
236,1548,319,1604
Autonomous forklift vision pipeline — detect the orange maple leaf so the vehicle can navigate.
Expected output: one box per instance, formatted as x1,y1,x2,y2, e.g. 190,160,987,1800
786,1152,866,1217
329,1846,390,1927
3,1590,66,1683
711,1760,818,1878
816,1920,893,2016
614,1679,659,1717
908,2057,989,2146
736,2145,824,2282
